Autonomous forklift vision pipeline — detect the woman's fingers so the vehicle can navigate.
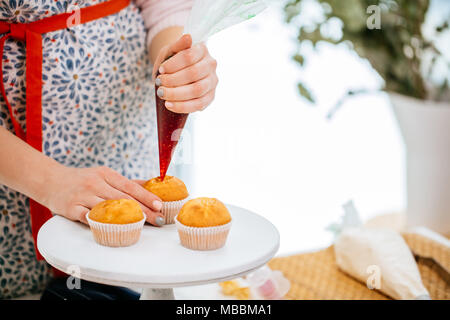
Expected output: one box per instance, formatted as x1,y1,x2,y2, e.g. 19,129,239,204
133,179,147,186
165,90,216,113
98,183,165,227
70,205,90,225
157,73,218,102
152,46,169,81
143,207,165,226
156,56,217,88
152,34,192,80
159,42,207,75
84,195,105,209
169,34,192,55
100,167,163,213
152,37,218,113
51,166,168,227
72,195,102,223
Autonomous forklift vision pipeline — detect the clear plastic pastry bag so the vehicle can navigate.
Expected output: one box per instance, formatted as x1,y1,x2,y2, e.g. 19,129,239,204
184,0,269,44
331,201,430,300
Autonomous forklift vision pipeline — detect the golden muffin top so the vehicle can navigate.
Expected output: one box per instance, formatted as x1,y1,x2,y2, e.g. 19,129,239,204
88,199,144,224
143,176,188,201
177,197,231,227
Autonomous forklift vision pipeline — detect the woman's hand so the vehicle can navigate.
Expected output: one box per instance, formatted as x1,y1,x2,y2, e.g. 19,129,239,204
152,34,218,113
46,166,164,226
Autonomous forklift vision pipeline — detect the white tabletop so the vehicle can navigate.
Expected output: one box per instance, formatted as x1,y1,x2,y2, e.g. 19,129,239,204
37,204,280,288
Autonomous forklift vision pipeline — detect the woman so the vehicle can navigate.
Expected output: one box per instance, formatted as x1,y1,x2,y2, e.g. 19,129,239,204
0,0,218,299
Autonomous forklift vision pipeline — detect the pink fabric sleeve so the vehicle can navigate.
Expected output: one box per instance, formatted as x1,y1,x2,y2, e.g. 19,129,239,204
135,0,194,48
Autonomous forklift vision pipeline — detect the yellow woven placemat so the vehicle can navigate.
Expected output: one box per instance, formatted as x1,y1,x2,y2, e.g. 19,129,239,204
403,233,450,300
268,246,389,300
268,233,450,300
403,233,450,274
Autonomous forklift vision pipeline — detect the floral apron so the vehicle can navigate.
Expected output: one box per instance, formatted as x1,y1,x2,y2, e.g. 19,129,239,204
0,0,158,299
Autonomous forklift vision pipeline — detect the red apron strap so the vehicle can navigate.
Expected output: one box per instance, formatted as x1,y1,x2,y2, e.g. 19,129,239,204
30,0,131,34
25,30,53,260
29,201,52,260
25,30,44,151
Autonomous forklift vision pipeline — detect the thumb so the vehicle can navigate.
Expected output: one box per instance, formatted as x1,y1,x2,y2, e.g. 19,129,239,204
152,34,193,80
169,34,192,55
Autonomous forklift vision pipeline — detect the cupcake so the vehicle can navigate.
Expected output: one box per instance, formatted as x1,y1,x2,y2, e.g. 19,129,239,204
175,197,232,250
86,199,146,247
143,176,189,224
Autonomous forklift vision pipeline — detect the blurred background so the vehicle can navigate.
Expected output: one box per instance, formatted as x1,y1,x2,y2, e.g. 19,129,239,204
171,0,450,255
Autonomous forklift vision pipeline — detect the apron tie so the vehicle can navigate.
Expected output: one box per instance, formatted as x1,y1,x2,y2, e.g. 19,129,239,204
0,0,131,260
9,23,26,39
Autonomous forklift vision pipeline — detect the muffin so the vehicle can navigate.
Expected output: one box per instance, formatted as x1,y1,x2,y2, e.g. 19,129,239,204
175,197,232,250
143,176,189,224
86,199,146,247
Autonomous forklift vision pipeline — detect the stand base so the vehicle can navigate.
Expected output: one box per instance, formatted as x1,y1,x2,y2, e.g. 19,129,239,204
140,288,175,300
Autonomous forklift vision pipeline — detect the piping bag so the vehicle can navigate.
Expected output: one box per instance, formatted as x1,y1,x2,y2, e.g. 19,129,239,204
155,0,269,180
328,201,430,300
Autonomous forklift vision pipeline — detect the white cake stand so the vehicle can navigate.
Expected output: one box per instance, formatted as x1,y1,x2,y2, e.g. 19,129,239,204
37,204,280,300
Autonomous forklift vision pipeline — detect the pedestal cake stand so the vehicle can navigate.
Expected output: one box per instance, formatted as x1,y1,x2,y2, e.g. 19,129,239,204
37,204,280,300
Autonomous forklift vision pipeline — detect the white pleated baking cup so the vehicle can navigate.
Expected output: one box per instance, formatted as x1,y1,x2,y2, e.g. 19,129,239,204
162,198,188,224
86,213,146,247
174,217,232,250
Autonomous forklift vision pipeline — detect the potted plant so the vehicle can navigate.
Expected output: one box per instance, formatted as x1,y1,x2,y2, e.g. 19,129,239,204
285,0,450,235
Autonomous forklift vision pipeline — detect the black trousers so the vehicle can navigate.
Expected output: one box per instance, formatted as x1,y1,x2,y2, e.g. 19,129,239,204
40,277,140,300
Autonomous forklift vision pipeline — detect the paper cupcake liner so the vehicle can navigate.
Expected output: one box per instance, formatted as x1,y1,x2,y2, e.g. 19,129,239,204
175,217,232,250
162,198,188,224
86,213,145,247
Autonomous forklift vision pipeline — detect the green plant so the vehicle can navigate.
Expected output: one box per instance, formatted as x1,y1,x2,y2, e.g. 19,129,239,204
285,0,450,104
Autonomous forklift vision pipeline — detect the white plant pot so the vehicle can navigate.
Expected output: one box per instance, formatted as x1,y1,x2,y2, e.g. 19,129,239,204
390,92,450,236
